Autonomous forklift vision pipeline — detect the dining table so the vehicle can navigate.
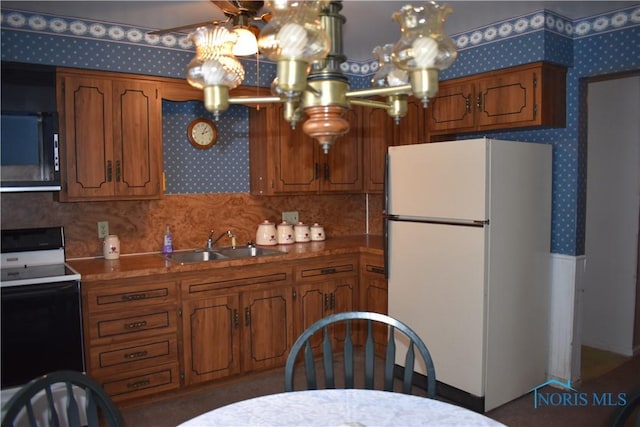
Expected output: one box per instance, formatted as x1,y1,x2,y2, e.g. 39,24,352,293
177,388,506,426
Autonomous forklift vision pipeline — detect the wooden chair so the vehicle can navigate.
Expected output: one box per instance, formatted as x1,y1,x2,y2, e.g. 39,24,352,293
1,370,124,427
284,311,436,398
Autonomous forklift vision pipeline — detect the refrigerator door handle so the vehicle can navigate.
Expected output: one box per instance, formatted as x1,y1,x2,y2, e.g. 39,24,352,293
383,216,389,279
384,154,391,279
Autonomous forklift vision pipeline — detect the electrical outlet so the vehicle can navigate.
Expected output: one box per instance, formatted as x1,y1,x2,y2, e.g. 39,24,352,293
282,211,299,224
97,221,109,238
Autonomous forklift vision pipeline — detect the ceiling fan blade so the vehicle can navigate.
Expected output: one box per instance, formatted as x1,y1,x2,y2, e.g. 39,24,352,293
211,1,264,16
148,20,222,36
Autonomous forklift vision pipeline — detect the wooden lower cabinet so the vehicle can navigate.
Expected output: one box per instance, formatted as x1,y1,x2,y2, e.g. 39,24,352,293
181,295,241,385
294,256,358,348
82,276,180,402
359,254,388,352
180,265,294,387
81,253,388,402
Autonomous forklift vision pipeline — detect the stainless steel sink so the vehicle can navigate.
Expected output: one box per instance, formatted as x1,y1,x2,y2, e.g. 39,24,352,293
217,246,285,258
165,250,229,264
164,246,285,264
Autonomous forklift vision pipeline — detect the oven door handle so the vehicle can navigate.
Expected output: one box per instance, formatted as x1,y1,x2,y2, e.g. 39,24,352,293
1,281,79,299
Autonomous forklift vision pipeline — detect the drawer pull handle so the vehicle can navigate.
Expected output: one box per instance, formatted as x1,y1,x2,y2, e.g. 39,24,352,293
371,267,385,275
320,268,337,275
127,380,150,389
124,351,148,359
324,293,329,311
122,293,148,301
244,307,251,326
124,320,147,329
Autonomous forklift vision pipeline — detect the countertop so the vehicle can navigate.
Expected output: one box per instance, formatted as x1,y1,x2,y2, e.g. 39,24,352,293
67,235,383,281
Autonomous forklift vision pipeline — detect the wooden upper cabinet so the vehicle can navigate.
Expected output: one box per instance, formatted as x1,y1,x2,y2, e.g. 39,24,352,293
426,62,567,138
250,104,362,195
321,107,362,193
57,68,162,202
362,98,426,193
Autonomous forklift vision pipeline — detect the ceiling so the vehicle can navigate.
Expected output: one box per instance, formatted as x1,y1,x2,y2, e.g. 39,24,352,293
2,1,636,61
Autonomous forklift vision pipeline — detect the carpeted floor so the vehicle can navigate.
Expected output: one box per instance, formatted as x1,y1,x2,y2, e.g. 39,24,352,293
121,354,640,426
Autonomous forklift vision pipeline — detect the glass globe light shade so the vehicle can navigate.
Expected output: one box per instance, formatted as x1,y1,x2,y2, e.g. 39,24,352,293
391,2,458,72
371,44,409,88
257,0,330,62
186,26,245,90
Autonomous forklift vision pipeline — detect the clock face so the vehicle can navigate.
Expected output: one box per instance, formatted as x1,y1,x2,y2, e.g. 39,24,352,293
188,118,217,149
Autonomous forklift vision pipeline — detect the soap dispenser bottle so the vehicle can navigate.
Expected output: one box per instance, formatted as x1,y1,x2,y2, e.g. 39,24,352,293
162,226,173,254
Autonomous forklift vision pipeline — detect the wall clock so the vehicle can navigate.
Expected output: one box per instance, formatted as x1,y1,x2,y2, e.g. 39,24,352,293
187,118,217,149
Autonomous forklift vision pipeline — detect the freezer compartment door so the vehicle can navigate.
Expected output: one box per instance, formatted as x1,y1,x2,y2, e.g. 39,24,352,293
387,139,487,220
388,220,486,397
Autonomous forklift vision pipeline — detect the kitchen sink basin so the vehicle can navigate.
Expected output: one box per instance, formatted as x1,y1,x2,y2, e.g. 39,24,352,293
165,250,229,264
164,246,285,264
217,246,285,258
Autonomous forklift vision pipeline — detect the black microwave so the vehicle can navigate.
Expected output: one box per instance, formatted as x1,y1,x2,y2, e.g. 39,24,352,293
0,111,61,192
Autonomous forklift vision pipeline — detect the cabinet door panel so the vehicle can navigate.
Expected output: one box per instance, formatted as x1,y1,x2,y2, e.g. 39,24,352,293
61,76,113,198
394,99,426,145
321,108,362,193
113,80,161,196
476,70,535,127
296,283,329,349
183,295,240,385
363,106,394,193
427,82,475,133
242,287,293,371
273,105,319,193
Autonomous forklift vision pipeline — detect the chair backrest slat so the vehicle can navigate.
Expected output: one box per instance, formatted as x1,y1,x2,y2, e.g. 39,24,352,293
303,340,317,389
64,382,81,427
364,319,375,389
384,325,396,391
403,344,416,394
285,311,436,398
44,386,60,427
322,325,335,388
344,320,354,389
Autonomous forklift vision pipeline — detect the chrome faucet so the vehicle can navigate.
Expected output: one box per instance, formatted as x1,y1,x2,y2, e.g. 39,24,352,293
206,229,234,249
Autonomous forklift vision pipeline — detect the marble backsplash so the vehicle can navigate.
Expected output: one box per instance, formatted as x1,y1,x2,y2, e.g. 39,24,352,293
0,192,384,259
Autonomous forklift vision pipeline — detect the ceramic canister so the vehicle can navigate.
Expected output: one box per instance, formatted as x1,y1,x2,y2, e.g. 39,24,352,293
294,222,311,243
103,235,120,260
310,223,325,241
277,221,295,245
256,220,277,246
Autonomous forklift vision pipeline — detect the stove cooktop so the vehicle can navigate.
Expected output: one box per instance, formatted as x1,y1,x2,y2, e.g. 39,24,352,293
1,263,80,287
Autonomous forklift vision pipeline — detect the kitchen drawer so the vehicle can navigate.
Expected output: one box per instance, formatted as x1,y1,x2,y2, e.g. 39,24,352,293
88,306,177,345
84,277,178,314
89,335,178,374
100,364,180,402
295,256,358,282
182,265,293,298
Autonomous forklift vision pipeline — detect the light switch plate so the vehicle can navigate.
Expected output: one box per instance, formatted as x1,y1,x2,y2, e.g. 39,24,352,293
282,211,299,224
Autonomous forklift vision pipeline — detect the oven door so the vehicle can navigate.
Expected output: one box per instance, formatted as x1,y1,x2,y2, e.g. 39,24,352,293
1,280,84,389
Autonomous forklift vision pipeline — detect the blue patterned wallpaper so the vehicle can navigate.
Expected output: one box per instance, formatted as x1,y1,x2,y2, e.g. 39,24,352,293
163,102,249,193
1,5,639,256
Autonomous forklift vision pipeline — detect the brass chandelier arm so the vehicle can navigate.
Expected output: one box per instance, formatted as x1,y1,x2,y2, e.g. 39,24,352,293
348,98,390,110
344,84,412,99
228,95,284,104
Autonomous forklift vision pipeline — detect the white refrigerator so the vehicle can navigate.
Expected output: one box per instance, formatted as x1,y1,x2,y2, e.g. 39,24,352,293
385,138,552,412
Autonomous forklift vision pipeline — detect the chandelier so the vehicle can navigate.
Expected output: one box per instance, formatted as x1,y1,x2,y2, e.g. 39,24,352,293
186,0,457,153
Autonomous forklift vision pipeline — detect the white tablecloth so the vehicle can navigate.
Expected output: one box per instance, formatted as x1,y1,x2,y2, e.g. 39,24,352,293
178,389,505,427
